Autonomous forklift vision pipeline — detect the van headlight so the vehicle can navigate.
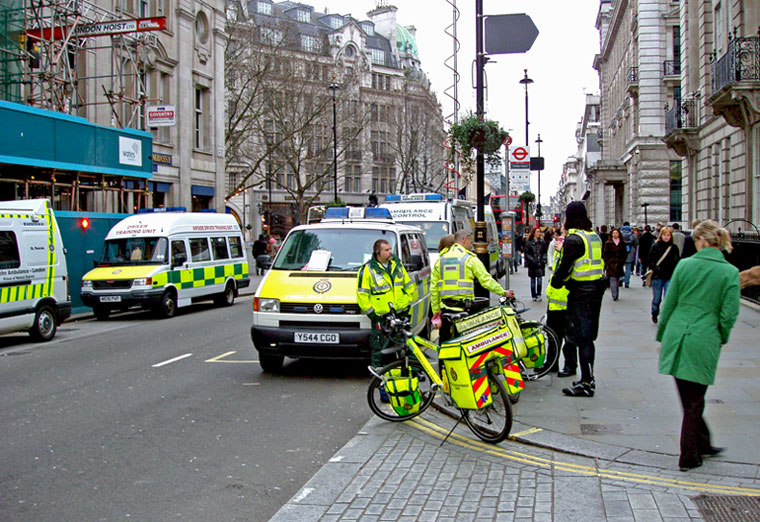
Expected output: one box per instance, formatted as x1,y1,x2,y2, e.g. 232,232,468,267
255,297,279,312
133,277,153,286
82,280,93,289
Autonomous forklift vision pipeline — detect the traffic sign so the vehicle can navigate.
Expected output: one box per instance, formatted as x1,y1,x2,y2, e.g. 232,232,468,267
509,146,530,171
484,14,539,55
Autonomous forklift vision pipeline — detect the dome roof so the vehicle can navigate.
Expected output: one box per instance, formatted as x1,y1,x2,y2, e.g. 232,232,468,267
396,24,418,55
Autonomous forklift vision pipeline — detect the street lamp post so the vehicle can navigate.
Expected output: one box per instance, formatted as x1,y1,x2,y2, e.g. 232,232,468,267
535,133,543,218
328,83,340,203
519,69,533,147
641,202,650,226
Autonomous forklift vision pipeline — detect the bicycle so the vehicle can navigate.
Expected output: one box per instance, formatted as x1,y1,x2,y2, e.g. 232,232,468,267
366,303,522,444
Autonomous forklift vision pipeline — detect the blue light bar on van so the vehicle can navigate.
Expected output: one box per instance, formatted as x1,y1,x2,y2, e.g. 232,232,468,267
364,207,392,219
136,207,187,214
385,195,402,201
322,207,393,220
385,193,443,202
323,207,349,218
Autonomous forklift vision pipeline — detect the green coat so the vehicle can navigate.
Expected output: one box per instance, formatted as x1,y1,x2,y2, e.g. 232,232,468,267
657,247,741,385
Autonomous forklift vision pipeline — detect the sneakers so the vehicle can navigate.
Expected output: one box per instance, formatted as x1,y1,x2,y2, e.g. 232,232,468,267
562,382,594,397
573,378,596,390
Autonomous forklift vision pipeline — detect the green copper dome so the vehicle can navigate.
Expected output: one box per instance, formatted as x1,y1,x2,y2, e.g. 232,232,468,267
396,24,418,55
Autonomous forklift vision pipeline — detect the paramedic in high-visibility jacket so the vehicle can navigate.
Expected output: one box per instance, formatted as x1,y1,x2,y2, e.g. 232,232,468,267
357,239,415,368
543,228,577,377
550,201,605,397
431,229,515,344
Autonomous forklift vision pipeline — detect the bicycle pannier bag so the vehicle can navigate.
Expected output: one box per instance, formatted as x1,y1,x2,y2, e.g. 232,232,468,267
519,324,546,368
385,368,421,416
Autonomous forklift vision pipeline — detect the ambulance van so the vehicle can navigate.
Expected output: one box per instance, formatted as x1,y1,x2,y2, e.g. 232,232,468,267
0,199,71,341
251,207,431,372
81,210,250,319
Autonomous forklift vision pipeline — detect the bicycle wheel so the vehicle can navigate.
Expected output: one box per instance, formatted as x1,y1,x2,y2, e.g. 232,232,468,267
462,367,513,443
520,321,561,381
367,359,436,422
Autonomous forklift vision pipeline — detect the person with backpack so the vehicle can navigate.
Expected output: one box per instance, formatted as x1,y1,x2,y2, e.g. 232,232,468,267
620,222,638,288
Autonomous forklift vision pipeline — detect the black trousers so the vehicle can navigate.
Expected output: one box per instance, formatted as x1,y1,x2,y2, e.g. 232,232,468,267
546,309,576,372
675,377,712,467
564,290,603,384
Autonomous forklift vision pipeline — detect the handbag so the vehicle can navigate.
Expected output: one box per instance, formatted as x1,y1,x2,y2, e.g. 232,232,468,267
645,246,672,287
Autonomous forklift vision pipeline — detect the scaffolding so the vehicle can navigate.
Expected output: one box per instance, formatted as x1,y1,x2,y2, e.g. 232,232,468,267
0,0,160,127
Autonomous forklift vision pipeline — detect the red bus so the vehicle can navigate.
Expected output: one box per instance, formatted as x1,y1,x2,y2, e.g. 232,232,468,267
490,194,527,232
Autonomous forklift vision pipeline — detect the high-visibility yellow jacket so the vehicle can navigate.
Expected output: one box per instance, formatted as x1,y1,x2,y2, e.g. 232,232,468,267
356,255,414,318
566,228,605,282
546,252,569,310
431,243,505,314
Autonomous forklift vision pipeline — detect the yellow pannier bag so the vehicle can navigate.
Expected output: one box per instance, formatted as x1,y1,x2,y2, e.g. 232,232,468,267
439,308,518,409
385,367,421,416
519,324,546,368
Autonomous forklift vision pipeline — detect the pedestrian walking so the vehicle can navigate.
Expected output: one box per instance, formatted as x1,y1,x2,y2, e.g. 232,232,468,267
647,227,680,324
657,220,740,472
671,223,686,254
550,202,605,396
638,225,655,285
357,239,415,369
524,227,547,301
680,219,701,259
603,228,627,301
633,227,642,275
598,225,609,245
620,222,638,288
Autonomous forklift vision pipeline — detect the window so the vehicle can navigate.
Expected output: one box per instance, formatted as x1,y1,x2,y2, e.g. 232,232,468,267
670,160,683,221
361,22,374,36
228,236,243,258
257,1,272,15
171,240,188,266
261,27,283,45
0,231,20,269
194,87,209,150
301,35,321,53
295,9,310,23
211,237,229,260
189,238,211,262
195,11,209,44
330,17,343,29
370,48,386,66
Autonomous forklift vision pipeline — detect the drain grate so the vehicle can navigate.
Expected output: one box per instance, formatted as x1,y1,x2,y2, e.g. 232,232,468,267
693,495,760,521
580,424,622,435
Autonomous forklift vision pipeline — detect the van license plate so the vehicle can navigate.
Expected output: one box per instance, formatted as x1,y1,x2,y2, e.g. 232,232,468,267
100,296,122,303
294,332,339,344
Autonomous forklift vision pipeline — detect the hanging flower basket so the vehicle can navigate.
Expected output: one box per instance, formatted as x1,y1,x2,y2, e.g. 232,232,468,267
448,114,509,171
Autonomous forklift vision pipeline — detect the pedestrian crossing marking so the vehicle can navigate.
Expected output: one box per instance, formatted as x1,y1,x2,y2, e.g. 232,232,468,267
410,417,760,496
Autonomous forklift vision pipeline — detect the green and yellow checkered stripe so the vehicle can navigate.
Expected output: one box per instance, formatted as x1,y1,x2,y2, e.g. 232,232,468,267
1,283,50,303
152,263,249,290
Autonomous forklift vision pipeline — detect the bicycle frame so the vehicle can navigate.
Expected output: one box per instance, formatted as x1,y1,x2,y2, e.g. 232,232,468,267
403,335,444,388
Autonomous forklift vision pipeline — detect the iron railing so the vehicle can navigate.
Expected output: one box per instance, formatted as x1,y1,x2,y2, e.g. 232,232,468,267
711,35,760,94
627,67,639,83
665,97,699,134
663,59,681,77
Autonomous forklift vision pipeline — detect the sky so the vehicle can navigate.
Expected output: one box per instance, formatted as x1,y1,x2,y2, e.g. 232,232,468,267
306,0,602,208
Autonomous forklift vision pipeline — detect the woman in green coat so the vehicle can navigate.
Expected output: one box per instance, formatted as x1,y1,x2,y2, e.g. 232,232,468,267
657,220,740,472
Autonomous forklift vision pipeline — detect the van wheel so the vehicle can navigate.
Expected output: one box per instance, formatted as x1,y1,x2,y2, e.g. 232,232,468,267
30,306,56,342
215,282,235,307
156,290,177,319
259,353,284,373
93,307,111,321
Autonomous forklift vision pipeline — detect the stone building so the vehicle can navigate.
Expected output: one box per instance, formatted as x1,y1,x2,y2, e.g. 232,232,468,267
662,0,760,229
224,1,446,240
589,0,682,228
0,0,228,213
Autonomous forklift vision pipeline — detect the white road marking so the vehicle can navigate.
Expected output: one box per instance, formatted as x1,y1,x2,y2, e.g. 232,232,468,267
293,487,314,503
152,353,192,368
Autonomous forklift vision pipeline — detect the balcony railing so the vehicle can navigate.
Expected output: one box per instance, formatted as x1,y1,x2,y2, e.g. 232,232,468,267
711,36,760,94
665,97,699,135
663,59,681,77
627,67,639,83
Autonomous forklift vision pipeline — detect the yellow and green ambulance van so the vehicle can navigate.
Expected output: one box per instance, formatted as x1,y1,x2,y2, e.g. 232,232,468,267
81,210,249,319
251,207,431,372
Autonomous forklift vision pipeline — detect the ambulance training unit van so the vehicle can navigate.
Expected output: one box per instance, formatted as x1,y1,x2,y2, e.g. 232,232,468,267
251,207,431,373
81,210,250,319
380,193,504,279
0,199,71,342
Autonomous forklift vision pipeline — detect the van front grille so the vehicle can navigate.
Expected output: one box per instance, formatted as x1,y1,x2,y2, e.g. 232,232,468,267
279,321,361,329
280,303,361,314
93,280,133,290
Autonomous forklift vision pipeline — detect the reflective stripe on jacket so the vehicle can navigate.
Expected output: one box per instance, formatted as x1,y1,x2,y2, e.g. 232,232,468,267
430,243,504,314
566,229,604,282
356,256,414,317
546,250,569,310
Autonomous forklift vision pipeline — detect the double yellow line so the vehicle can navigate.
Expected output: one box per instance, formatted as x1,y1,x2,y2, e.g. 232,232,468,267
409,417,760,496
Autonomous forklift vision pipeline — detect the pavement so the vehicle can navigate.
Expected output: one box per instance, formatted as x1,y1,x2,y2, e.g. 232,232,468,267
268,264,760,522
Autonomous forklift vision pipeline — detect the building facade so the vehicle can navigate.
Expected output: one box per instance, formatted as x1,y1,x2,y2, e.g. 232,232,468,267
662,0,760,230
224,1,447,240
590,0,682,228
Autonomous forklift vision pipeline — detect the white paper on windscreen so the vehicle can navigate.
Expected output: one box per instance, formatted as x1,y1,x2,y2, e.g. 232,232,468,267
306,249,331,271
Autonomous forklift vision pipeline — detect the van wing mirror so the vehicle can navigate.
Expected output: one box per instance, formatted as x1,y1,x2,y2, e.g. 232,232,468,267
405,254,424,272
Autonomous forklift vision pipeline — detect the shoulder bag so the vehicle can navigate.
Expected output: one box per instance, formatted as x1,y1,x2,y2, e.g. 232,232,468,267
644,246,671,287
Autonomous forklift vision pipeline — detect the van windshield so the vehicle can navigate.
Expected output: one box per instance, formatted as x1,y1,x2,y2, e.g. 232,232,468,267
398,221,449,252
100,237,169,266
272,229,397,271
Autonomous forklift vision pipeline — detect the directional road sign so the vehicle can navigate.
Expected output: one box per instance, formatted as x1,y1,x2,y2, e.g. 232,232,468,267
484,14,539,55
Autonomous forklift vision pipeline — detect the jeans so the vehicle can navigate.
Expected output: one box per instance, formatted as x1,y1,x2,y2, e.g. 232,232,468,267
650,278,670,317
624,261,635,286
530,276,543,299
609,276,620,299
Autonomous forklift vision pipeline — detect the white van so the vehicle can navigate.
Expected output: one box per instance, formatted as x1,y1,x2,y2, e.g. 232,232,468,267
81,210,250,319
0,199,71,341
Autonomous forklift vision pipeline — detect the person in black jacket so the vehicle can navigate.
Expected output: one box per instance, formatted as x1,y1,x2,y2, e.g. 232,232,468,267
551,202,605,397
647,227,680,323
524,227,547,301
638,225,655,285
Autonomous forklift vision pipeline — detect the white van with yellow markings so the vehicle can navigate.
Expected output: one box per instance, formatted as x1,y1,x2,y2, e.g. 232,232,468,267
0,199,71,341
251,207,431,372
81,210,250,319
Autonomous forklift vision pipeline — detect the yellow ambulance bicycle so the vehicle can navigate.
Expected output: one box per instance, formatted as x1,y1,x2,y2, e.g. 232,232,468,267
367,301,523,444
